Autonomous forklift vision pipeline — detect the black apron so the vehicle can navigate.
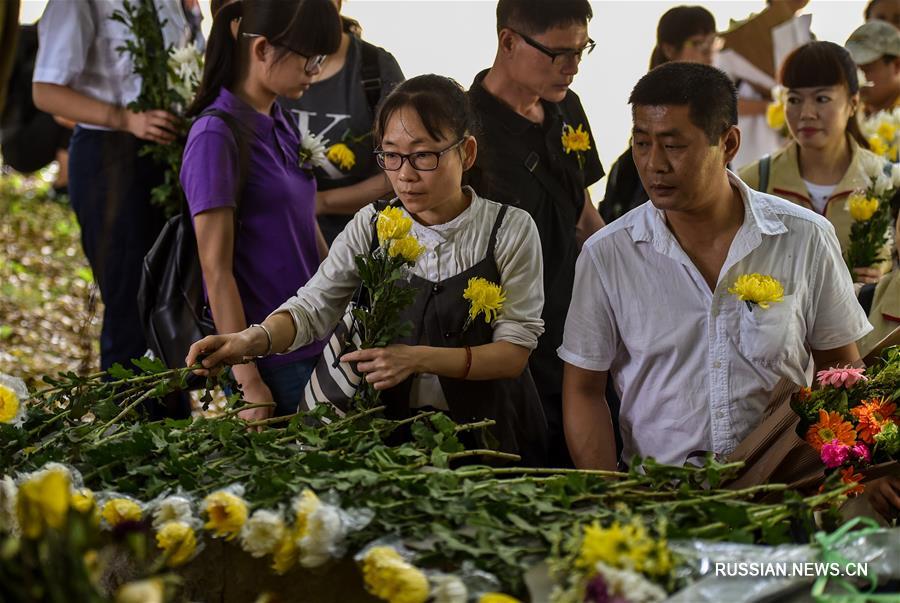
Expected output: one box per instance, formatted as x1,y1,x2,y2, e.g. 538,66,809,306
380,205,549,466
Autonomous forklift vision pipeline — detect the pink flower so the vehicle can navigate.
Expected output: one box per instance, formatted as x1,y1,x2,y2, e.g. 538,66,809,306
850,443,871,464
821,439,850,468
816,366,867,389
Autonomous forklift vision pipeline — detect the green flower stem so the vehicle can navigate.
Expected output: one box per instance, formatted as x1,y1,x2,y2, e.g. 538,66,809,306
658,484,788,509
378,412,437,432
93,389,158,437
220,402,275,419
454,419,497,433
446,449,522,463
327,406,387,429
245,413,299,428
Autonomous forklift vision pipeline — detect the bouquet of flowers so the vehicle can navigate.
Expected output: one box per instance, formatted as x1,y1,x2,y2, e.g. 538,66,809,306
350,206,425,407
112,0,204,216
791,347,900,495
861,107,900,162
844,155,899,272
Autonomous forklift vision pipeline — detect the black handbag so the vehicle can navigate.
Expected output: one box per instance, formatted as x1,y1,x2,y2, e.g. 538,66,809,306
138,109,248,369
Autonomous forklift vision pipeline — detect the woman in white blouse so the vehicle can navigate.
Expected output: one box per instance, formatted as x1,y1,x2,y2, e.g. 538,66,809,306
188,75,549,465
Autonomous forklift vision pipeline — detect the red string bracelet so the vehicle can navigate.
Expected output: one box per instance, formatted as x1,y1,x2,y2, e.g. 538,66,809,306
462,345,472,379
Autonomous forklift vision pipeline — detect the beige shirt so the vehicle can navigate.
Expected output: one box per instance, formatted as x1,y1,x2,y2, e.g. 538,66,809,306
273,188,545,407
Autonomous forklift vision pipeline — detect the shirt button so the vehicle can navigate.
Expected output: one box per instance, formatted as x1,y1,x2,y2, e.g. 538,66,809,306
717,410,725,419
430,252,437,259
429,273,438,280
713,361,721,369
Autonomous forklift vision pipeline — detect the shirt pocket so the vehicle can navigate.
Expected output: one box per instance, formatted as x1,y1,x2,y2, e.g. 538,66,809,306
737,294,803,365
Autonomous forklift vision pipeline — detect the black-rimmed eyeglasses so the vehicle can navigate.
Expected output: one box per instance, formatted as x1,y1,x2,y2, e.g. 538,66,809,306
241,33,327,75
510,29,595,64
374,140,465,171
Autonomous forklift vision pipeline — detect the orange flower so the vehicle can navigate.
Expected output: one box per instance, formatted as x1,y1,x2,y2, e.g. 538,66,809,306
794,387,812,403
805,410,856,452
840,467,865,496
850,398,899,444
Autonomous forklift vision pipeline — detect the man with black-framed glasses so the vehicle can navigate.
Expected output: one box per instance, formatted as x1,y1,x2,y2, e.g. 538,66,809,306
467,0,605,467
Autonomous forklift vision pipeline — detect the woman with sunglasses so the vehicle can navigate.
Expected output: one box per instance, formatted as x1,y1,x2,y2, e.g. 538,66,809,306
187,75,549,465
180,0,341,422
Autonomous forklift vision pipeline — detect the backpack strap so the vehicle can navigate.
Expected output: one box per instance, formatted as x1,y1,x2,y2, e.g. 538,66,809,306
359,39,383,117
197,108,250,216
487,204,509,259
758,154,771,193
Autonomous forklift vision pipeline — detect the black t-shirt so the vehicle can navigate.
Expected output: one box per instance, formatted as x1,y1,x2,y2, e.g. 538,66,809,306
467,69,604,397
280,36,404,243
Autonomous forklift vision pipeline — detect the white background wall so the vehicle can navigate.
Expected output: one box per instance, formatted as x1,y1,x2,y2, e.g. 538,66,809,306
19,0,870,176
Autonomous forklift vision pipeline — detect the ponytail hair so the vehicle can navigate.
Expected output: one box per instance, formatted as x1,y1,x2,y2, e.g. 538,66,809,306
187,0,242,117
187,0,341,118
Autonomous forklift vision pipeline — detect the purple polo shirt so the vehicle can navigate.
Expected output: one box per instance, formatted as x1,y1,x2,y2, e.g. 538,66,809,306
181,87,326,368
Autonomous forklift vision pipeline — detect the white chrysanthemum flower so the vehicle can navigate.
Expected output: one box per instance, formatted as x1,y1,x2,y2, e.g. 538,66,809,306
167,42,203,106
862,152,885,180
430,574,468,603
240,509,286,558
297,503,346,567
299,131,329,169
874,172,893,196
594,561,667,603
890,163,900,188
0,476,18,534
152,495,194,529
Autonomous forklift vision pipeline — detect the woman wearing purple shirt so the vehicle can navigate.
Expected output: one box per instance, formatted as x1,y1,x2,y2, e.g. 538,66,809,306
180,0,341,421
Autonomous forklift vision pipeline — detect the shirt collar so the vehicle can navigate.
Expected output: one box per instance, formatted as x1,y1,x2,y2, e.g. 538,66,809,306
630,169,788,245
470,69,563,135
397,186,480,247
770,138,868,202
216,87,279,139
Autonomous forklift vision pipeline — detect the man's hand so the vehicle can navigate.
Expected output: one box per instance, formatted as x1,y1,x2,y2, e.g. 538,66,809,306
868,475,900,520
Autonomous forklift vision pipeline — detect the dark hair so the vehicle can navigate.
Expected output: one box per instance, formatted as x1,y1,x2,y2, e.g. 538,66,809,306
211,0,234,17
779,41,868,148
629,62,737,144
649,6,716,70
866,0,885,19
187,0,341,117
374,75,475,145
496,0,592,36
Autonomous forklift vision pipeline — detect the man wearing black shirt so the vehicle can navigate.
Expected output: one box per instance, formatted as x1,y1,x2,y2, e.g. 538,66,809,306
467,0,605,466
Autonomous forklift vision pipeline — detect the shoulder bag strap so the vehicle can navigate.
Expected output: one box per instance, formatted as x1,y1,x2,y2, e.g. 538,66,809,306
359,40,383,117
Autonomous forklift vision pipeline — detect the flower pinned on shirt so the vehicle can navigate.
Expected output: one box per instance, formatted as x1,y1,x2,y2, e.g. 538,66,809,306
299,130,329,171
327,142,357,171
561,123,591,169
847,193,880,222
727,273,784,311
463,277,506,331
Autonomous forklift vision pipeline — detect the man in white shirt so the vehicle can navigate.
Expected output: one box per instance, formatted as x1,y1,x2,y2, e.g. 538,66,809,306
559,63,871,472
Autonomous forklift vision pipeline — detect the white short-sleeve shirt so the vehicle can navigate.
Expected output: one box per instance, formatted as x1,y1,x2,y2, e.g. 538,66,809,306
33,0,193,129
558,170,872,467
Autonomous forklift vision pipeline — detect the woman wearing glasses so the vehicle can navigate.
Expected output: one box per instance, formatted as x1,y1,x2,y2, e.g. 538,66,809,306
187,75,549,465
180,0,341,421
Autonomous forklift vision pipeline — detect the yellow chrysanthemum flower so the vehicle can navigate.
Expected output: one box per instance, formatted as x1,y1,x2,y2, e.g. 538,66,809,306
271,529,298,574
71,488,94,513
362,546,430,603
102,498,142,527
327,143,357,171
156,520,198,567
463,277,506,324
877,121,896,142
869,135,889,158
765,101,785,131
115,578,165,603
388,235,425,262
203,490,248,541
376,206,413,245
561,123,591,153
0,384,20,424
577,519,672,577
479,594,522,603
16,467,71,538
727,273,784,309
294,489,320,538
847,193,880,222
